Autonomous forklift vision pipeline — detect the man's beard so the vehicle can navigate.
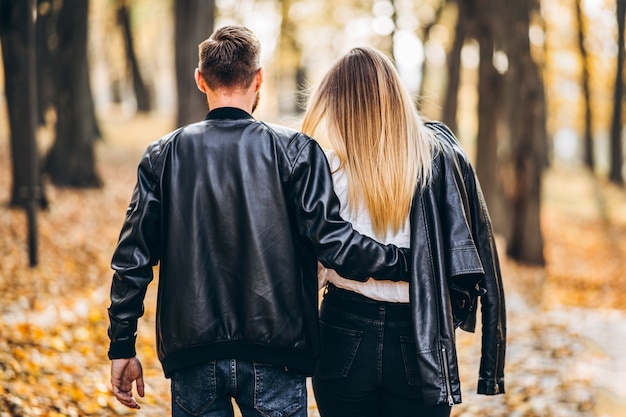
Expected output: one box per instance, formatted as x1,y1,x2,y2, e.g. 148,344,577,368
252,91,260,113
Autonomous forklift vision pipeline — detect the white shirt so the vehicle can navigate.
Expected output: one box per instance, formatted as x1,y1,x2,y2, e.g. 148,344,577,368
319,150,410,303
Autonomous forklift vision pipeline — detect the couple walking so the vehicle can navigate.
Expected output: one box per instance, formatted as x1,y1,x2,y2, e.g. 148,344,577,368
107,25,505,417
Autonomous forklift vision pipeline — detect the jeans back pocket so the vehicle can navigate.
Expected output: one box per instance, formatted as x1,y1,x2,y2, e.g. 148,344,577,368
316,320,363,380
253,363,306,417
172,361,217,416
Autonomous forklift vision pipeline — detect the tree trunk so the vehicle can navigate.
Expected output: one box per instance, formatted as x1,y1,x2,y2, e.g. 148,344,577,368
500,0,546,265
1,0,41,265
388,0,397,62
117,0,151,112
609,0,625,185
35,0,58,126
473,0,508,238
416,1,445,110
0,0,47,208
277,0,306,115
44,0,101,187
174,0,215,127
442,0,471,133
576,0,594,171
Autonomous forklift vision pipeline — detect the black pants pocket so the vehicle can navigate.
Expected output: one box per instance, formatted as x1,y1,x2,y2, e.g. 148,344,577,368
315,320,363,380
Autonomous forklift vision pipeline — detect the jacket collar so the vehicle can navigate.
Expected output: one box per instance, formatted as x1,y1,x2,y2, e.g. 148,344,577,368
205,107,254,121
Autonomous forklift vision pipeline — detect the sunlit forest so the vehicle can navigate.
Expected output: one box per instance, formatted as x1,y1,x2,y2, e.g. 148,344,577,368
1,0,625,416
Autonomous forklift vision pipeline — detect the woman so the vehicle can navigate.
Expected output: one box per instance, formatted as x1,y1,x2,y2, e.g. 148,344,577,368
302,47,506,417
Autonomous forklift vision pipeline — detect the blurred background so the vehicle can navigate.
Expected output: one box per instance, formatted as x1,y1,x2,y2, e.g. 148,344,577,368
0,0,625,416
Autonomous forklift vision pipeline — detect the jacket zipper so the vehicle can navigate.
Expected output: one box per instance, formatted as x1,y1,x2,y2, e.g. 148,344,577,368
493,342,501,394
441,347,454,406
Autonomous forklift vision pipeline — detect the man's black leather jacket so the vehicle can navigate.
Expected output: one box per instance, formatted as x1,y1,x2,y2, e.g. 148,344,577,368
409,122,506,405
107,107,408,377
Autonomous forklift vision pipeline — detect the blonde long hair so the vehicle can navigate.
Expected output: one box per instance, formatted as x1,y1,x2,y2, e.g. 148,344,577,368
302,47,437,238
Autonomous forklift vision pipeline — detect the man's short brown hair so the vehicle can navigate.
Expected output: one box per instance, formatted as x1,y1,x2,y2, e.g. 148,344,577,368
198,25,261,91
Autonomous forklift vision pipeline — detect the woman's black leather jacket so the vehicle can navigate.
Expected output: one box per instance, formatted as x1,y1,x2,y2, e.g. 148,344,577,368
107,108,409,378
409,122,506,405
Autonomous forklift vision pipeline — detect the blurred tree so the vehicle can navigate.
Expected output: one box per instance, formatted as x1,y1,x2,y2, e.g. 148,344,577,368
575,0,594,172
36,0,58,126
473,0,507,237
174,0,215,126
442,0,471,134
387,0,397,61
0,0,47,207
0,0,41,265
434,0,511,237
44,0,101,187
610,0,625,186
277,0,306,114
117,0,151,112
499,0,546,265
416,1,445,108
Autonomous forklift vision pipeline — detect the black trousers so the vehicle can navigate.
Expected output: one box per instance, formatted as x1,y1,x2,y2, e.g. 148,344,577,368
312,285,452,417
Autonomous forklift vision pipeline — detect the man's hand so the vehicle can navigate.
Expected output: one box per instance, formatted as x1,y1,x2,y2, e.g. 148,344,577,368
111,357,145,409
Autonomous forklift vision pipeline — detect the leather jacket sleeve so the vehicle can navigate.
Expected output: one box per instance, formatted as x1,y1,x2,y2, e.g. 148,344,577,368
289,139,409,281
464,161,506,395
107,145,162,359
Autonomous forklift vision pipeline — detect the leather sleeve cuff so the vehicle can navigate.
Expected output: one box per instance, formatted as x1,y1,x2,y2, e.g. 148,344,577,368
400,247,410,278
477,378,505,395
108,341,137,360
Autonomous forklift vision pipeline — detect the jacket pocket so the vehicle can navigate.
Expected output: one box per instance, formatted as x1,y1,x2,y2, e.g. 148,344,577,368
449,241,484,277
400,336,420,385
315,320,363,380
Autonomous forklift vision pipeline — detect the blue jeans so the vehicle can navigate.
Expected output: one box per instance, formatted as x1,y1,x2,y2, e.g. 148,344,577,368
312,285,452,417
171,359,307,417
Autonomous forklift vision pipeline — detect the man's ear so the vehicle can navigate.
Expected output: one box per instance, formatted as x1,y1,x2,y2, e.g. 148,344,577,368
195,68,207,93
255,67,264,91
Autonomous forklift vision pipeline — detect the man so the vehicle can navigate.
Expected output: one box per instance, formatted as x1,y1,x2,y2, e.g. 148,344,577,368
108,25,408,417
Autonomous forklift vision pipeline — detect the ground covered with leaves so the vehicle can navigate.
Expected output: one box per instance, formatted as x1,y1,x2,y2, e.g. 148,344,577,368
1,111,625,416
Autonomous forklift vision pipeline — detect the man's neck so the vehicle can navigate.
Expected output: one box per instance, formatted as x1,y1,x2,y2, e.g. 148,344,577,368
206,90,254,114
